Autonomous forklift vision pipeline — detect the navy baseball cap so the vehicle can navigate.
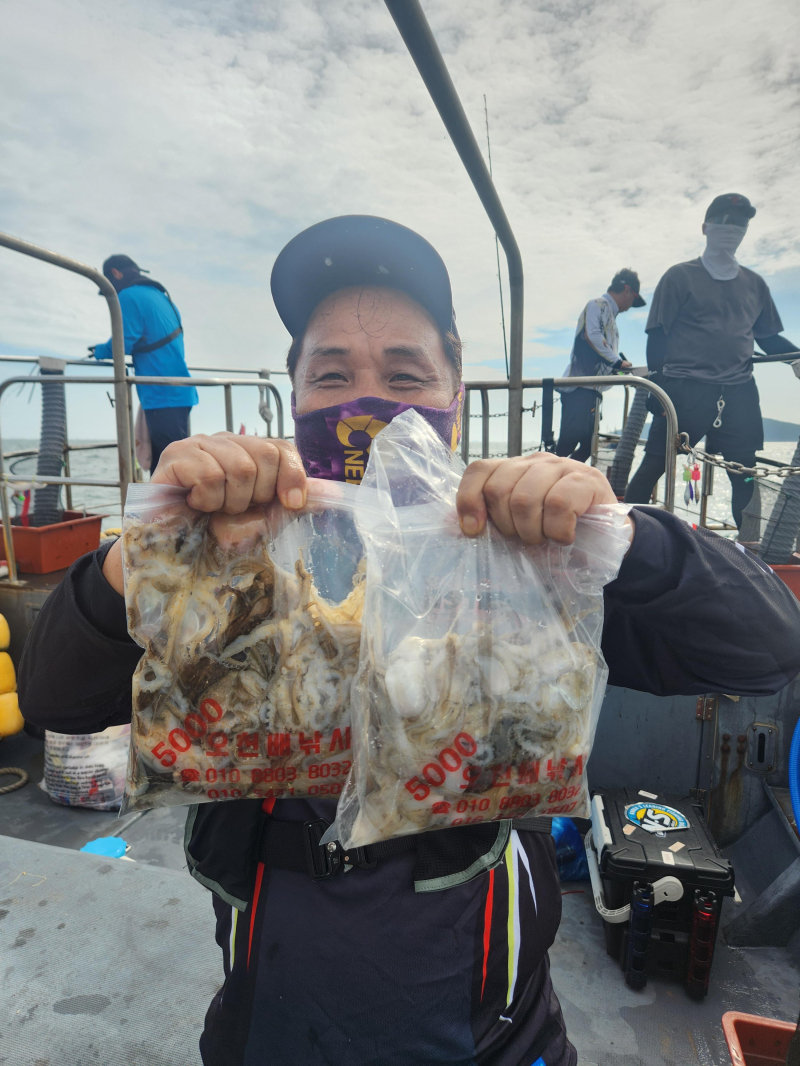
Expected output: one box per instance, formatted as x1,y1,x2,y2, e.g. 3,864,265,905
270,216,457,339
704,193,756,223
102,254,147,278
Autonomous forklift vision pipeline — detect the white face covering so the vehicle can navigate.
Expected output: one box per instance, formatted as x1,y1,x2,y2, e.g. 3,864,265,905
701,222,747,281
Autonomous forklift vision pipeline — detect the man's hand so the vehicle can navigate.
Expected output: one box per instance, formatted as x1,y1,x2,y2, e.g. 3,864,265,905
102,433,307,594
619,359,633,370
456,453,631,546
151,433,307,514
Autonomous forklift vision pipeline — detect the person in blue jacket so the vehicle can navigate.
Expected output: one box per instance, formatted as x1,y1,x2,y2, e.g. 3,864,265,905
91,254,198,473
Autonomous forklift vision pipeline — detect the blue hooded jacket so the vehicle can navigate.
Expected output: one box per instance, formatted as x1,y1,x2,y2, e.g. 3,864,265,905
93,285,198,410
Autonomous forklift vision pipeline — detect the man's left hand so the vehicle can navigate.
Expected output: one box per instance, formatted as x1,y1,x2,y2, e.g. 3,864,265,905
456,453,632,546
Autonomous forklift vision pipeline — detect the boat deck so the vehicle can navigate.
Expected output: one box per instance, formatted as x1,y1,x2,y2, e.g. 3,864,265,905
2,731,798,1065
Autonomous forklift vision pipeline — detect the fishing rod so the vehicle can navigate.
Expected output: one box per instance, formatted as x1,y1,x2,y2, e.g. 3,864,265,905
383,0,525,456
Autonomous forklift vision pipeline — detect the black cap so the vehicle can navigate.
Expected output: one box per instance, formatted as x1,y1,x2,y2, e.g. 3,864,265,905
102,254,146,279
610,268,646,308
704,193,756,224
270,216,457,339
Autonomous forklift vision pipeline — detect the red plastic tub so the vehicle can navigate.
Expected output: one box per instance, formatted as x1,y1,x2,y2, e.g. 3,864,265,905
7,511,105,574
770,564,800,601
722,1010,797,1066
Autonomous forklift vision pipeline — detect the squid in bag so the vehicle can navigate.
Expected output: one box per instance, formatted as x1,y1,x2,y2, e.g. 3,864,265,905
332,410,632,847
121,479,375,812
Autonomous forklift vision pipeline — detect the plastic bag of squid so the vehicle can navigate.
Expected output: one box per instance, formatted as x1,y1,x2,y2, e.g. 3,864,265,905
120,478,377,812
331,409,632,848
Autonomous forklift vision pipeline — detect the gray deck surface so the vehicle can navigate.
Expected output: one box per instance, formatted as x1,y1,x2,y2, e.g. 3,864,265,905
551,885,800,1066
0,836,219,1066
3,733,799,1065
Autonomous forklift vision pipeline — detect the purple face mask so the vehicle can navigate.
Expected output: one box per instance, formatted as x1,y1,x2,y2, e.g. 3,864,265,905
291,385,464,483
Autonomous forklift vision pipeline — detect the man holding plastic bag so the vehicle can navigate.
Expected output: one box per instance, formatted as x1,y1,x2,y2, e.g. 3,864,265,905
20,217,800,1066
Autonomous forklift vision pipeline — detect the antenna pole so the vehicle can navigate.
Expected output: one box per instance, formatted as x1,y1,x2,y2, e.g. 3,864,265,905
484,95,509,379
384,0,524,456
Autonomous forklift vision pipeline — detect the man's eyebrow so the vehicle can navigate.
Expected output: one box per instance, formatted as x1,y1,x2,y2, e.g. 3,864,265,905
305,344,431,361
305,346,350,359
382,345,430,360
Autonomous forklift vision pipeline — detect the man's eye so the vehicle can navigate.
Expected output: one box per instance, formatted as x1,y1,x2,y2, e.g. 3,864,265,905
316,372,347,382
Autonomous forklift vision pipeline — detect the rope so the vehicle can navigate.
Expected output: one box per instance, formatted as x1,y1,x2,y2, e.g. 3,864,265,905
32,367,66,526
760,437,800,565
608,387,649,496
0,767,29,794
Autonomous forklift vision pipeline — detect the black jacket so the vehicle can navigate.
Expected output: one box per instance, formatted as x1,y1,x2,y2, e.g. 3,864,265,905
19,507,800,905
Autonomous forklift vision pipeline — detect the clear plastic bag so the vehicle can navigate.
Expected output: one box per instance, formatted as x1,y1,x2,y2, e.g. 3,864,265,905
332,410,632,847
121,479,375,812
41,725,130,810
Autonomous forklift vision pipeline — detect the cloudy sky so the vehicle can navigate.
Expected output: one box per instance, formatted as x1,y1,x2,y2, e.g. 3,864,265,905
1,0,799,441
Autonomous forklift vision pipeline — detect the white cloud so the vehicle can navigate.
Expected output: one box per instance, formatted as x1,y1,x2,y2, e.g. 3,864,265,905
1,0,799,435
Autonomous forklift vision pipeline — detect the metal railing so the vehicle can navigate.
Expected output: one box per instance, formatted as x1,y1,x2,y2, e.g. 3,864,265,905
0,372,285,584
460,376,679,507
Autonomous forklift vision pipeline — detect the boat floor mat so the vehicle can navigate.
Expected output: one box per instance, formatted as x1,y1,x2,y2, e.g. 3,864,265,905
1,834,219,1065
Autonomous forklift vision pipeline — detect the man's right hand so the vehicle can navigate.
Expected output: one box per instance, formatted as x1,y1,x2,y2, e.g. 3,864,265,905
102,433,307,595
619,359,633,370
151,432,307,514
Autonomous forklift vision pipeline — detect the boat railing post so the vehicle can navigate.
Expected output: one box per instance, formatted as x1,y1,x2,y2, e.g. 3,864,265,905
480,389,490,459
0,231,132,512
258,370,273,438
0,379,20,583
63,433,73,512
699,459,714,528
224,384,234,433
590,394,602,468
263,381,285,440
461,388,471,465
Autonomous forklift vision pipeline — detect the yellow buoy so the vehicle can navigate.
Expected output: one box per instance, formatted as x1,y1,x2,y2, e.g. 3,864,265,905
0,614,9,650
0,652,16,695
0,692,23,736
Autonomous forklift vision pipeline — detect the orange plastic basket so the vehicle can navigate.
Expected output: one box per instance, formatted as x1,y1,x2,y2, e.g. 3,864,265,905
8,511,105,575
769,564,800,600
722,1010,797,1066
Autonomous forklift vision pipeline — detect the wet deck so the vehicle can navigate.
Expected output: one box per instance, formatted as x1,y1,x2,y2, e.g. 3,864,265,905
1,731,798,1065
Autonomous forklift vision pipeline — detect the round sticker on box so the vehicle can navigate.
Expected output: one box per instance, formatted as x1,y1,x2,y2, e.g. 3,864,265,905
625,802,689,834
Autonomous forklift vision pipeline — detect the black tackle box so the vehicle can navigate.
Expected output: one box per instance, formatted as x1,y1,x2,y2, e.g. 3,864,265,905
590,788,735,995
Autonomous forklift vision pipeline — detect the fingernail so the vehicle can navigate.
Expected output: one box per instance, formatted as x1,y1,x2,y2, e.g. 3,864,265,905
461,515,479,536
286,488,304,510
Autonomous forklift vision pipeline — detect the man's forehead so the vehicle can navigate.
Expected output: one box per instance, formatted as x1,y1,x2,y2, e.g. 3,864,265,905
306,285,438,333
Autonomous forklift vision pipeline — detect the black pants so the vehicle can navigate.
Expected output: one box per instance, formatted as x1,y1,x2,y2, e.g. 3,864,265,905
144,406,192,474
555,388,599,464
625,376,763,529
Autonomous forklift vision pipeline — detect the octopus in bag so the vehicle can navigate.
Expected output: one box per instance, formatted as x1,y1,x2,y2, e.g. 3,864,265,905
348,622,599,845
123,504,365,811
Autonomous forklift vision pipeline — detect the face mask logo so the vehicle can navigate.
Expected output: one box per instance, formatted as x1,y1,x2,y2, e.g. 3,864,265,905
335,415,388,483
